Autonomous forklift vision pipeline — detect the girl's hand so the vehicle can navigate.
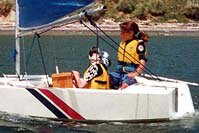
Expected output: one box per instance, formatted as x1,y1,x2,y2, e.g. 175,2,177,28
128,72,137,79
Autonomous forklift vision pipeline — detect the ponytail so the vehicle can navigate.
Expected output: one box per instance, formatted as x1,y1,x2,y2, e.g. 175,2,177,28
140,31,149,42
135,31,149,42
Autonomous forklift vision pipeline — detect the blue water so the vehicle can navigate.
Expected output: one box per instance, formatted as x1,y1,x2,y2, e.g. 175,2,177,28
0,35,199,132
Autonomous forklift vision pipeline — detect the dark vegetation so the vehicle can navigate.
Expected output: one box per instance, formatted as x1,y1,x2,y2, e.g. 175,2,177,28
0,0,198,22
101,0,199,22
0,0,14,17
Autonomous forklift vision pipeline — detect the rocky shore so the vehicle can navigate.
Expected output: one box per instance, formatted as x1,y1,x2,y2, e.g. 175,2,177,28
0,11,199,36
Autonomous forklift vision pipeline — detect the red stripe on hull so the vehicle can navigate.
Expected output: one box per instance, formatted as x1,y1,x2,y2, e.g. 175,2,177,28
39,89,85,120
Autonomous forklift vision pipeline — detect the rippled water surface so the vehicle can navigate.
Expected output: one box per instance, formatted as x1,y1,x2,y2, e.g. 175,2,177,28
0,35,198,132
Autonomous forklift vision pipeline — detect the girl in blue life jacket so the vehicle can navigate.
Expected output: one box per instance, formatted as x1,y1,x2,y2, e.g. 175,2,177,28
109,21,149,89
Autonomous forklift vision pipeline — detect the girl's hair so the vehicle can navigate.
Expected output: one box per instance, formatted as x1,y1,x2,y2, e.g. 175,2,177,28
89,46,100,56
120,21,149,42
136,31,149,42
120,21,139,34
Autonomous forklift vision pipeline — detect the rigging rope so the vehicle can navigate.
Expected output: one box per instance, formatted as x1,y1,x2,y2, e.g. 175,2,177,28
24,33,50,86
35,33,50,87
85,12,100,57
80,19,161,81
25,34,37,70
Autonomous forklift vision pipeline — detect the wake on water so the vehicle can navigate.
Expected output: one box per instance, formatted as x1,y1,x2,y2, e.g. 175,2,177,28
0,109,199,133
0,111,93,132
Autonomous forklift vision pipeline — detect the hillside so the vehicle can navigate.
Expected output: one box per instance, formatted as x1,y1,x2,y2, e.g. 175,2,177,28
101,0,199,23
0,0,199,36
0,0,199,22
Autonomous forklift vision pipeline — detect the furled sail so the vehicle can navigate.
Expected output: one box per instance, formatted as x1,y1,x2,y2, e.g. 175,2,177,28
16,0,95,31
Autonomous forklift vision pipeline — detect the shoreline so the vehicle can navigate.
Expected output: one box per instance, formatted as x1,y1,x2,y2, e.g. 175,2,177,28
0,22,199,36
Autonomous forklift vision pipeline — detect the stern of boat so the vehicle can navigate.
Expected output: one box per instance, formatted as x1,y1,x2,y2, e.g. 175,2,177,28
173,82,195,119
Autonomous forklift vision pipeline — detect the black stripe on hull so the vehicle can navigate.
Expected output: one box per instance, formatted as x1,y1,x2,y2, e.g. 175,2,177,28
26,88,68,119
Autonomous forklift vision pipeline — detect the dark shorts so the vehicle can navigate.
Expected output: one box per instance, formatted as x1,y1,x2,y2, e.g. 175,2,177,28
109,71,137,89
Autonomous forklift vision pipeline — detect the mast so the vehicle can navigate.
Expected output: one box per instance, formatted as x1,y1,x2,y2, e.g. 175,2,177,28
15,0,106,75
15,0,20,76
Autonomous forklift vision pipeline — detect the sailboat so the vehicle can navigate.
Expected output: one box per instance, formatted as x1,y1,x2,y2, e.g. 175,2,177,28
0,0,197,122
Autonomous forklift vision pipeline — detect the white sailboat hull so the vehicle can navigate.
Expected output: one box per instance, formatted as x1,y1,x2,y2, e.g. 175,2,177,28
0,75,195,122
10,0,195,123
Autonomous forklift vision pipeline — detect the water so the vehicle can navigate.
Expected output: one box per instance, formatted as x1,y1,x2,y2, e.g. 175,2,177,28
0,34,199,132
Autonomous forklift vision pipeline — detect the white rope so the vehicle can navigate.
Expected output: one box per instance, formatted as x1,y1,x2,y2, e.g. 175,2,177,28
142,73,199,86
